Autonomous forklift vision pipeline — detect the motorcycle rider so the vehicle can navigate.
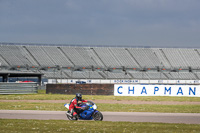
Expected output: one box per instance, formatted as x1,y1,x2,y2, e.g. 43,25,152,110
69,93,88,117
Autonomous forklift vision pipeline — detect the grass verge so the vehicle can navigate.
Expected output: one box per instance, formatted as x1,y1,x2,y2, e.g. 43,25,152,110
1,119,200,133
1,102,200,113
1,93,200,102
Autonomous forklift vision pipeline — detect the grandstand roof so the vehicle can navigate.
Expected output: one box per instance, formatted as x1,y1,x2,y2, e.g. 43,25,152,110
0,71,42,76
1,42,200,49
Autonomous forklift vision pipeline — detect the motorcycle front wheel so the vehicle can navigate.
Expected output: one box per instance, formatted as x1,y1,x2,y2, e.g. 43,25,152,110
93,111,103,121
66,111,78,120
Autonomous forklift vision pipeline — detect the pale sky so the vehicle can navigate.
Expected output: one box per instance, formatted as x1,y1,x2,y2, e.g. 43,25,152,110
0,0,200,48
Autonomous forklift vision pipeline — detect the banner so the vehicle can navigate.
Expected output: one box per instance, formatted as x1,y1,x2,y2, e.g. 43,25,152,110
114,84,200,97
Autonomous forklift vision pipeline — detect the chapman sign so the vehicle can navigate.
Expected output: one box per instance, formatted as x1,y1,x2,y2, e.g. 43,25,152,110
114,84,200,97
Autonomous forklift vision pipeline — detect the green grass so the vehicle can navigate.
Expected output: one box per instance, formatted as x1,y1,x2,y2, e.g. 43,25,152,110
1,93,200,102
0,119,200,133
100,103,200,113
37,89,46,94
1,102,200,113
1,92,200,113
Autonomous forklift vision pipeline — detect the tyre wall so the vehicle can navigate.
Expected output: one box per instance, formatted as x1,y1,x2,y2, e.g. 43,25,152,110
46,84,114,95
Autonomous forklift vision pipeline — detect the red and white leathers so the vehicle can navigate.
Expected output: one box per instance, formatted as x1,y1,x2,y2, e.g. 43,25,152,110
69,98,87,116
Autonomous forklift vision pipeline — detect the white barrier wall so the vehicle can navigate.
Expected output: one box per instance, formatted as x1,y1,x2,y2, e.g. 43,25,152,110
48,79,200,84
114,84,200,97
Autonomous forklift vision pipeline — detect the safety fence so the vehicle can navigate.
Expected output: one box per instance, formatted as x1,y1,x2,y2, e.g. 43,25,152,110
0,83,38,94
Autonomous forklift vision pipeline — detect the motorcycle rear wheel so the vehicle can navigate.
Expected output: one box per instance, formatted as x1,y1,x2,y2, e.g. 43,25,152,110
93,111,103,121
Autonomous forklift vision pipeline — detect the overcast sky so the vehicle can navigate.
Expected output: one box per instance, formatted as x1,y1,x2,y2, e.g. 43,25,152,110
0,0,200,48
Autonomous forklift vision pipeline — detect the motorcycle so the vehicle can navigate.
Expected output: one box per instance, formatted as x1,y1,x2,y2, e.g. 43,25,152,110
64,101,103,121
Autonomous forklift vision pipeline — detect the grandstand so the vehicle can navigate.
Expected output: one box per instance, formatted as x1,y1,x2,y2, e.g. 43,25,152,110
0,43,200,83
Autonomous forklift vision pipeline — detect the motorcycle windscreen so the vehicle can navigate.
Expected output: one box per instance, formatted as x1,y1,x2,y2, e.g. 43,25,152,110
64,104,69,109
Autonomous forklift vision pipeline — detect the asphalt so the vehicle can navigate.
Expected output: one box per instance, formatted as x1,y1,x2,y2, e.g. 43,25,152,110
0,110,200,124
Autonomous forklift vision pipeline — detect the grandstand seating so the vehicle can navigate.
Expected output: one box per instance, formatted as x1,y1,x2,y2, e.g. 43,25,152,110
74,47,104,68
152,48,172,69
42,46,73,67
0,43,200,80
127,48,160,68
25,46,55,67
40,70,68,79
61,47,105,68
161,48,188,69
0,45,29,67
63,70,87,79
170,72,197,80
128,71,149,79
146,72,168,80
99,71,132,79
61,47,88,67
109,48,140,68
63,70,103,79
93,47,121,68
195,72,200,79
179,49,200,69
81,71,103,79
17,46,39,67
164,72,197,80
0,54,9,67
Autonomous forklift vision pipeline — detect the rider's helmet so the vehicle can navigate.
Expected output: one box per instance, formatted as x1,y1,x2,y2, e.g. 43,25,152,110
76,93,82,101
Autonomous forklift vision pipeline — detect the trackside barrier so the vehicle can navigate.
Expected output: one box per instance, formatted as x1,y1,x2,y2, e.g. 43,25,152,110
0,83,38,94
46,84,114,95
114,84,200,97
48,79,200,84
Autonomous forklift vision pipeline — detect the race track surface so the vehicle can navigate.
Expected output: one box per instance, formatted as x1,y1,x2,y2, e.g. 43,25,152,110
0,110,200,124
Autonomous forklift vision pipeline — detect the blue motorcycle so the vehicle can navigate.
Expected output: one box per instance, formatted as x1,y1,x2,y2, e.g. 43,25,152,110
64,101,103,121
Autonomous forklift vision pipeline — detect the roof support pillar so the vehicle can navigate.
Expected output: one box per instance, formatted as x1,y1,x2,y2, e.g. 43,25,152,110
3,74,9,82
